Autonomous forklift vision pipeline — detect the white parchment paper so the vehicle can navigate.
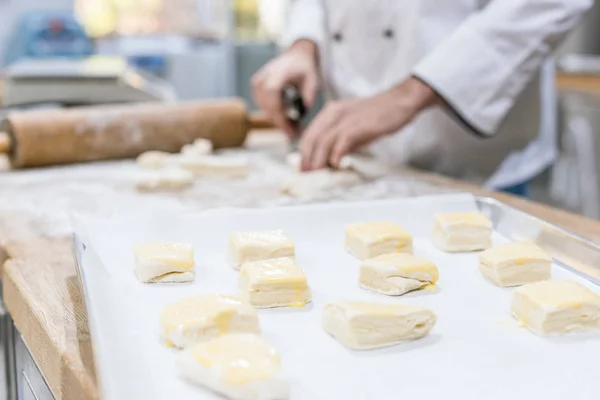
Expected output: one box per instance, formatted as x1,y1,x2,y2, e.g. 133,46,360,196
74,193,600,400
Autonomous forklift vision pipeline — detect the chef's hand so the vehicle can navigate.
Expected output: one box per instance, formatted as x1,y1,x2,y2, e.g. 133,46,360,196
252,39,320,136
300,77,441,171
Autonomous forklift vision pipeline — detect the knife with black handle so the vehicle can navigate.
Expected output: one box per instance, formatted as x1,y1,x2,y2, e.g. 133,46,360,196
282,84,307,126
282,84,307,152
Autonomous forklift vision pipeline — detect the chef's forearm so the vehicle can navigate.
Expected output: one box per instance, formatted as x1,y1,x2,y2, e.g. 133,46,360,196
387,77,443,121
287,39,319,65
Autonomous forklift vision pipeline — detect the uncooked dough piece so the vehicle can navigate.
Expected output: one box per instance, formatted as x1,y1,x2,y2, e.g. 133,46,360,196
345,221,413,260
432,212,492,252
181,138,213,156
134,242,195,283
150,271,195,283
285,152,302,172
176,155,250,178
177,333,289,400
285,151,392,179
134,168,194,192
239,257,311,308
228,230,295,270
136,151,174,169
479,242,551,287
160,294,260,348
338,153,395,179
360,253,439,296
323,301,437,350
511,280,600,335
282,169,363,198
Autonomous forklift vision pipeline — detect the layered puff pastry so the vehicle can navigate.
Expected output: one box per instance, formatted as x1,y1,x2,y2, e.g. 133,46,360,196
323,301,436,350
134,242,195,283
359,253,439,296
227,230,295,270
432,212,492,252
160,294,260,348
511,280,600,335
479,242,551,287
239,257,311,308
345,221,412,260
177,333,289,400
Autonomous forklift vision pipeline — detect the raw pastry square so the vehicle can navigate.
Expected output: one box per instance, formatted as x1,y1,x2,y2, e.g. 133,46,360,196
432,212,492,252
181,138,213,156
134,167,194,192
511,280,600,335
176,155,250,178
281,169,363,198
285,152,302,172
160,294,260,348
134,242,195,283
360,253,439,296
177,333,289,400
239,257,311,308
479,242,551,287
136,151,174,169
345,221,412,260
285,151,391,179
323,301,436,350
227,230,295,269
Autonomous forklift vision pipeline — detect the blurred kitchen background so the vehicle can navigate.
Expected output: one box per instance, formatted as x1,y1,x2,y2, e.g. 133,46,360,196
1,0,600,218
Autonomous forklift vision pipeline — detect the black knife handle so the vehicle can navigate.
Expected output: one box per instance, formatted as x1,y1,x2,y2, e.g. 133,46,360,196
282,84,307,124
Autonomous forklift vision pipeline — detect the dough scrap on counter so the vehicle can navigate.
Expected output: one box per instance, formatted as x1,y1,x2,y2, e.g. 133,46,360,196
323,301,437,350
511,280,600,335
345,221,413,260
432,212,492,252
177,333,289,400
160,294,260,348
360,253,438,296
134,167,194,192
181,138,213,156
134,242,195,283
281,169,363,198
285,152,302,172
175,154,250,178
239,257,311,308
228,230,295,270
479,242,551,287
285,151,392,179
136,151,175,169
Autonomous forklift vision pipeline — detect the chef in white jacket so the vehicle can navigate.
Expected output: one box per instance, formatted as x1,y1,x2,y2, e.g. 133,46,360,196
252,0,592,196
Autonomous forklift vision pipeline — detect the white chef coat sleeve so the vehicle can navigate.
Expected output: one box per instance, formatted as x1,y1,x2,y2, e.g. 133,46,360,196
412,0,592,137
280,0,325,48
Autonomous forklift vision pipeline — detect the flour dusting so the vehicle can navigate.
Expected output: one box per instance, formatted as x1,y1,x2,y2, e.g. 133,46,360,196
0,137,453,240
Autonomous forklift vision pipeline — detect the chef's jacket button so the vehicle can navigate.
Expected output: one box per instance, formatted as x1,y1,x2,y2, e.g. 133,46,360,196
332,32,343,42
383,28,394,39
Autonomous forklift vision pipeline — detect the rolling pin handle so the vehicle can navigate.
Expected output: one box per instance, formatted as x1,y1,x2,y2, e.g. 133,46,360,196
0,132,11,154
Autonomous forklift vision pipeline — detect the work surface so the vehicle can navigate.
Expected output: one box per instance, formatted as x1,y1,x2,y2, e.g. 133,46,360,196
1,132,600,400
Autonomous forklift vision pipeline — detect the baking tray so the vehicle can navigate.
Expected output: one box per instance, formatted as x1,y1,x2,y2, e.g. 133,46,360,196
72,194,600,400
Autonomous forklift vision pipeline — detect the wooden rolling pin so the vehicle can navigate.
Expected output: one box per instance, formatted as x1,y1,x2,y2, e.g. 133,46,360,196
0,98,275,168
